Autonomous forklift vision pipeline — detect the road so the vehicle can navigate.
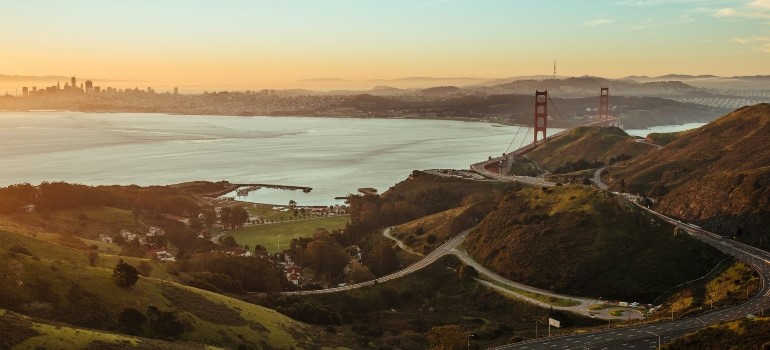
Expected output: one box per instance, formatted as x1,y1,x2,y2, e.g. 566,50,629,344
470,166,770,349
450,248,642,320
280,228,471,296
488,211,770,349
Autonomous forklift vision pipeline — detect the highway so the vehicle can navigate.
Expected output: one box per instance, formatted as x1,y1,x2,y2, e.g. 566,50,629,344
472,162,770,349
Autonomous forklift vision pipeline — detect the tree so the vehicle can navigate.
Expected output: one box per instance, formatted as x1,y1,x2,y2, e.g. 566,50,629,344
458,264,478,280
347,261,375,283
219,207,233,229
146,306,185,339
304,240,349,282
117,308,146,335
366,241,399,276
113,259,140,287
222,235,239,248
230,206,249,229
427,325,467,350
289,200,297,208
86,249,100,266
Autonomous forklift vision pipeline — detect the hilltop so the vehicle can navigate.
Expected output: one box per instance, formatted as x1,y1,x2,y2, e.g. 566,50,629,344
604,103,770,244
510,126,656,177
464,186,724,301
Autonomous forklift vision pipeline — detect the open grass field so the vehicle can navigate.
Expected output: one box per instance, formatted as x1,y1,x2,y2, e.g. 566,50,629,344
229,215,349,252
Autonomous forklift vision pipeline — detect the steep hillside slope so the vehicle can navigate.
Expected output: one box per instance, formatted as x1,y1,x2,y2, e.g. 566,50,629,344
663,317,770,350
513,126,655,175
605,103,770,242
464,186,723,301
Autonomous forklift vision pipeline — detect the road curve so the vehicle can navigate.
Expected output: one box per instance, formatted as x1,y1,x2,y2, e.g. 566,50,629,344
279,228,471,296
472,165,770,349
489,209,770,350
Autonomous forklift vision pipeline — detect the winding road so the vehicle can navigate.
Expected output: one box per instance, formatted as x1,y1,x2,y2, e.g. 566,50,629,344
471,157,770,349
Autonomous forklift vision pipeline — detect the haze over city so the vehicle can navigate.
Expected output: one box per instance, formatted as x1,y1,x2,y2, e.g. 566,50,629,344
3,0,770,91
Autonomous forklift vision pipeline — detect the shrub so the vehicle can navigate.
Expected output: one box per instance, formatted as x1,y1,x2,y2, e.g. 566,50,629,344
112,259,140,287
8,245,33,257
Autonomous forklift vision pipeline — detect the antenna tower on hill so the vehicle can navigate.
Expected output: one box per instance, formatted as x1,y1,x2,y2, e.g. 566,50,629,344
553,59,557,79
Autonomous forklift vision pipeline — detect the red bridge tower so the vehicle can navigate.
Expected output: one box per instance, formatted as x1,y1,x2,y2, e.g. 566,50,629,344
534,90,548,143
599,87,609,122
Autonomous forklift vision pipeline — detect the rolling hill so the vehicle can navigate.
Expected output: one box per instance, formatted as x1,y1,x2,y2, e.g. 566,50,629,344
604,103,770,245
0,220,342,349
464,186,724,301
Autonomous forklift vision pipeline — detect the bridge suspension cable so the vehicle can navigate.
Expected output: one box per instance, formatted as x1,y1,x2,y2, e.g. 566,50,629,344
506,95,535,154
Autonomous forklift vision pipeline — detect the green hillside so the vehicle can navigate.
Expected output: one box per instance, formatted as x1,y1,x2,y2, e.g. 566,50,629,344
604,103,770,244
0,229,322,350
464,186,724,301
0,308,210,350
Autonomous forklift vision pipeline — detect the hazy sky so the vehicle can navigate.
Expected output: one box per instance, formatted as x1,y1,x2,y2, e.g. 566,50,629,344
2,0,769,89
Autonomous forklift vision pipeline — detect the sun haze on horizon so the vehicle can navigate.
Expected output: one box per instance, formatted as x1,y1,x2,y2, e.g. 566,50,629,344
2,0,769,91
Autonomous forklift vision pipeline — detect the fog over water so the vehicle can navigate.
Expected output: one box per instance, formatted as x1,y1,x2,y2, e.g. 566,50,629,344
0,112,698,205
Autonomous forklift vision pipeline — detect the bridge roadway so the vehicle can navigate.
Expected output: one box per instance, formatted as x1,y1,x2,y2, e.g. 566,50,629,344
471,165,770,349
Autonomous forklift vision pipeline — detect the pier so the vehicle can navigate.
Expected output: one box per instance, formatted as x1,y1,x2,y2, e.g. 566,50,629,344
234,183,313,193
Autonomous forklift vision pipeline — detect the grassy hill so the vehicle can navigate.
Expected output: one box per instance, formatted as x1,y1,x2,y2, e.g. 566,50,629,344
662,317,770,349
516,126,656,175
604,103,770,244
390,200,494,255
464,186,724,301
256,255,601,349
0,229,330,349
0,308,212,349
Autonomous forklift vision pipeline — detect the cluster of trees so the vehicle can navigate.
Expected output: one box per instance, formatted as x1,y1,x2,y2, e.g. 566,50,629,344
218,206,249,230
117,306,185,339
0,183,36,213
181,252,287,293
0,182,201,217
345,171,509,241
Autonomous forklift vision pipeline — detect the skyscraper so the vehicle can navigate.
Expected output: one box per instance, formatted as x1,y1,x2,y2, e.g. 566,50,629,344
71,76,76,89
85,80,93,93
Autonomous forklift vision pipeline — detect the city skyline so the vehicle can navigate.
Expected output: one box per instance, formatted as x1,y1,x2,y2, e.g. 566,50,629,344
2,0,770,89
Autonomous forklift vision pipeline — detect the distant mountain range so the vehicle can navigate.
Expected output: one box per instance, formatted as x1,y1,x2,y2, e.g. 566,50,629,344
298,74,770,91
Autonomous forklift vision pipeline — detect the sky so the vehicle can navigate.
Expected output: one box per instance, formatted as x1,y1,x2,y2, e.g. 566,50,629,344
1,0,769,90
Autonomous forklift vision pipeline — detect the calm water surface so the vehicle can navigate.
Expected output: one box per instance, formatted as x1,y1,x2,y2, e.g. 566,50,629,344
0,111,697,205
